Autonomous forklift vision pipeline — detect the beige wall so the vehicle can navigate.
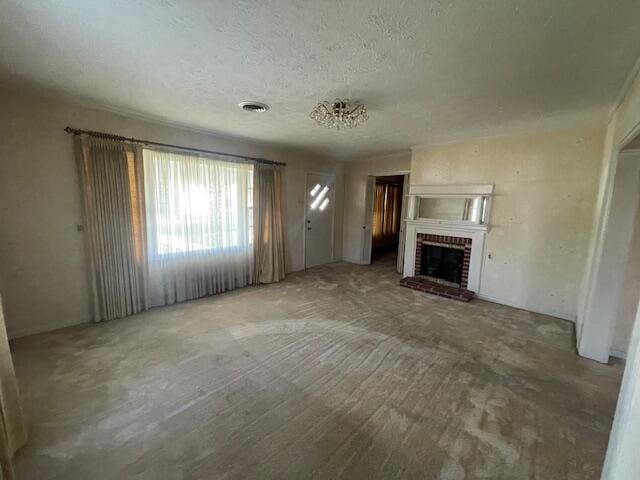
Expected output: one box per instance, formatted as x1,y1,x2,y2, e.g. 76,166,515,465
0,87,344,338
342,152,411,263
411,125,606,320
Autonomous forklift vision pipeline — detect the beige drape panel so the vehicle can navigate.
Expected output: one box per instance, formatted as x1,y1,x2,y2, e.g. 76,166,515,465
0,295,27,480
372,183,386,240
372,181,401,247
75,137,149,322
253,165,286,284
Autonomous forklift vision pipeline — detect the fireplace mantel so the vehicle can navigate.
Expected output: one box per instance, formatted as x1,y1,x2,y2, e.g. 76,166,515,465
405,183,494,231
405,219,488,232
401,183,492,294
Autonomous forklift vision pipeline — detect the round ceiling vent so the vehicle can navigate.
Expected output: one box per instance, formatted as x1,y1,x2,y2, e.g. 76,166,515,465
238,101,269,113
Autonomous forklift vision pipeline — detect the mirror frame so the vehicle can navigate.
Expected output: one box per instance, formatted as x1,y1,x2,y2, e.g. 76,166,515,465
415,196,486,223
406,184,494,229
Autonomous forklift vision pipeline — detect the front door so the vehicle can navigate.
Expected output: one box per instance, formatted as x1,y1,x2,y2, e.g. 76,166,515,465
305,173,335,268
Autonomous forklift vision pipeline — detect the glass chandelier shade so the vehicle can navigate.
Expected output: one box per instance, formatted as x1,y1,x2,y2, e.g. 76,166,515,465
310,99,368,130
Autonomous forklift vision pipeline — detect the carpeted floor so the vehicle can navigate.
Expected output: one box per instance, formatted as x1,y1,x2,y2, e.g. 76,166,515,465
11,258,623,479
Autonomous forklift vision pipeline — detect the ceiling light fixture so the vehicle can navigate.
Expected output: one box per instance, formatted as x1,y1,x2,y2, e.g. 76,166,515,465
310,99,368,130
238,101,269,112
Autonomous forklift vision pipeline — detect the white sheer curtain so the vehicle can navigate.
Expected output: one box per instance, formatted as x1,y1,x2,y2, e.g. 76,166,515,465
143,149,254,306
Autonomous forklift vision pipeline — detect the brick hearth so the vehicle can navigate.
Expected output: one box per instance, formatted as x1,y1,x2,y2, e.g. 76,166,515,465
400,276,474,302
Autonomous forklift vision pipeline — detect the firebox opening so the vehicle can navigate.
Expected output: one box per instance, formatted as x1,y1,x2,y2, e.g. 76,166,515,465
420,243,465,287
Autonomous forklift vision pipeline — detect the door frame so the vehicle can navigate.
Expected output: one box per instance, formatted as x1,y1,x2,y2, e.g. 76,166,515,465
362,170,410,271
577,95,640,362
578,149,640,362
303,172,336,269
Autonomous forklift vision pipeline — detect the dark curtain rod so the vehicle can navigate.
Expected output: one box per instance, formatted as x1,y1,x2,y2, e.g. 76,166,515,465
63,126,286,166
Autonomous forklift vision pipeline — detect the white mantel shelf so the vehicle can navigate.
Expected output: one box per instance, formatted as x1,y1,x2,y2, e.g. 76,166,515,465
405,218,489,232
408,184,494,196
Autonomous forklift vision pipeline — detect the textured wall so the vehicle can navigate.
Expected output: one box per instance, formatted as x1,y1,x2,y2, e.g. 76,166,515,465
411,126,606,320
342,152,411,263
0,87,344,338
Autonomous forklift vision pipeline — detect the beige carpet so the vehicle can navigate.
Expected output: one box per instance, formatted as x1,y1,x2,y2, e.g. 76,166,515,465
11,257,623,479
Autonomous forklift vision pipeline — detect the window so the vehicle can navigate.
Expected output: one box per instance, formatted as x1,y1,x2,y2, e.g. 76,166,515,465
143,149,253,257
309,183,331,211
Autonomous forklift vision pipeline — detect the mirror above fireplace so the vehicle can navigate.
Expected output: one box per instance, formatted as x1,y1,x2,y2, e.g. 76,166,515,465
406,184,494,230
417,196,486,223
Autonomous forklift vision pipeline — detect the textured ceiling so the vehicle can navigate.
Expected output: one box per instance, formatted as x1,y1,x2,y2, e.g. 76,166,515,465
1,0,640,159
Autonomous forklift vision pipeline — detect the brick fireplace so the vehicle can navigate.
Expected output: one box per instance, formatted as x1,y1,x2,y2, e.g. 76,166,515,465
401,231,476,302
400,184,491,302
414,233,472,288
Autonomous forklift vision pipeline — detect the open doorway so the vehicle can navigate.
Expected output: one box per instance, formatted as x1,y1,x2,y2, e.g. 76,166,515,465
371,175,404,264
362,173,410,271
599,139,640,478
579,146,640,363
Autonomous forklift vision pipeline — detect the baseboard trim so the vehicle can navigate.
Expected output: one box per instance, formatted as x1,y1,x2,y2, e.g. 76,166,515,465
342,258,367,265
9,318,88,340
475,293,576,323
610,349,627,360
